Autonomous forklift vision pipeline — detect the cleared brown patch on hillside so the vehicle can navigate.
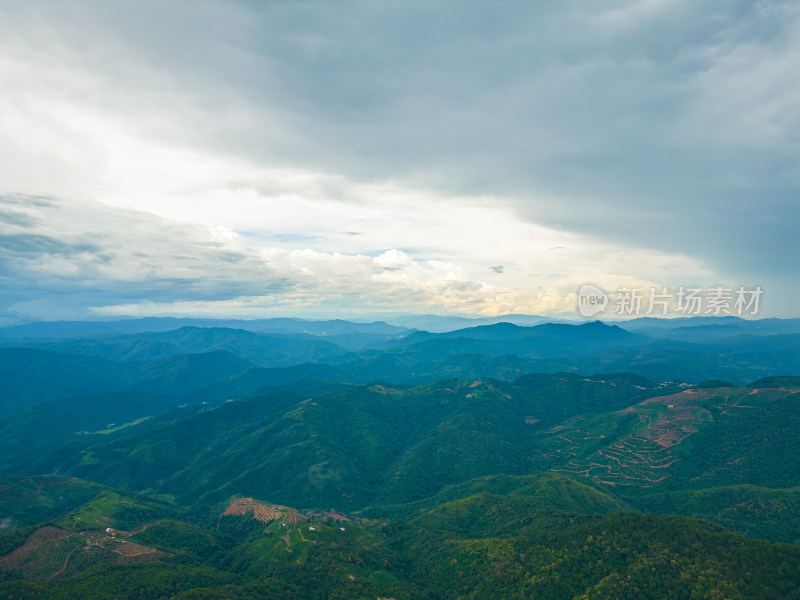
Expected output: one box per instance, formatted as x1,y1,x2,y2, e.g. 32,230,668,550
222,497,306,525
86,534,166,562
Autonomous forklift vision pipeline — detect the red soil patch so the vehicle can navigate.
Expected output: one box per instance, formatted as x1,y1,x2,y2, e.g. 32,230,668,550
222,497,306,525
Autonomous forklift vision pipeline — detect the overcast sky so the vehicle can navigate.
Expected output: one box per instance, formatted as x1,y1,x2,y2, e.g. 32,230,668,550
1,0,798,323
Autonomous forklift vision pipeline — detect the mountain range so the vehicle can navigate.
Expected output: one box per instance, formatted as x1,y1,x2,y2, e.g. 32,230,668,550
2,315,800,598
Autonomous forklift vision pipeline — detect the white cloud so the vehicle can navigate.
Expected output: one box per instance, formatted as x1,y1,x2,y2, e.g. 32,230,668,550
0,193,719,321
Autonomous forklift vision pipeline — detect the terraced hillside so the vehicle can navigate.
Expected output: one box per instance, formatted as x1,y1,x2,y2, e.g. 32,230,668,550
0,525,166,579
544,384,800,491
221,497,307,526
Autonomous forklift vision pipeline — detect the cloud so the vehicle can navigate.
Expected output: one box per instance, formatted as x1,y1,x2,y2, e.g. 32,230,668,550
0,194,717,321
0,1,797,317
0,195,285,314
373,249,414,271
0,195,491,319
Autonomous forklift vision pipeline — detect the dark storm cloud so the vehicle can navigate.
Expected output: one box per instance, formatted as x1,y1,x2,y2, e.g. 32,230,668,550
42,0,794,284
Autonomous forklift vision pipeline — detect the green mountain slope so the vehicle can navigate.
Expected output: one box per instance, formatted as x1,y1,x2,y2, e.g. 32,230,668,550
0,348,252,418
3,473,800,599
535,385,800,492
9,375,800,547
0,391,174,456
1,374,669,508
407,508,800,599
0,349,128,418
635,484,800,545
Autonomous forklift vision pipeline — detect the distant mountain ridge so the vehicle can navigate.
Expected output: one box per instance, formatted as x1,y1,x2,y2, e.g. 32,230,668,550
0,316,411,339
0,326,350,365
3,316,800,424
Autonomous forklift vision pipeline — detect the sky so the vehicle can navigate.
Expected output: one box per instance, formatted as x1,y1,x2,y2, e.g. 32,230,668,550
0,0,798,323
